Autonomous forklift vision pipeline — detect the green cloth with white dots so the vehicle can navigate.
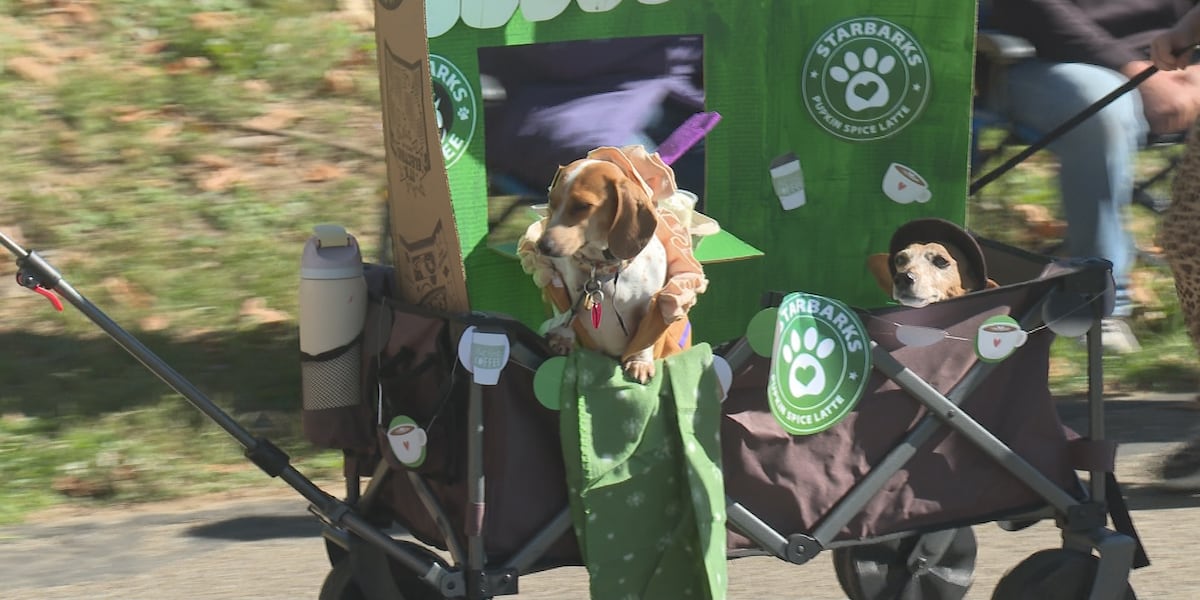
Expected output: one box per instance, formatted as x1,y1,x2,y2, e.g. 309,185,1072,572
560,344,726,600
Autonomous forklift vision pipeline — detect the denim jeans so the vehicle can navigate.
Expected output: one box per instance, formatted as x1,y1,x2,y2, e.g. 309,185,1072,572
1000,60,1148,317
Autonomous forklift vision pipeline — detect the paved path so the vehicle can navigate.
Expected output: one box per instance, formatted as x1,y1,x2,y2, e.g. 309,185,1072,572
4,393,1200,599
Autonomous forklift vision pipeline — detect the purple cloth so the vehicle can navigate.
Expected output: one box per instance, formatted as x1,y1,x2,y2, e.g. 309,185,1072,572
656,111,721,166
481,36,704,191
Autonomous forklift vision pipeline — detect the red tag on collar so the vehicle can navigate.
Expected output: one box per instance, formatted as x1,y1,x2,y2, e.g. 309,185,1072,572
591,302,602,329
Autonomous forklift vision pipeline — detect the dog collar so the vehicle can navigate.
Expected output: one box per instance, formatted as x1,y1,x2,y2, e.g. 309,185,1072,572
569,253,627,280
567,261,631,335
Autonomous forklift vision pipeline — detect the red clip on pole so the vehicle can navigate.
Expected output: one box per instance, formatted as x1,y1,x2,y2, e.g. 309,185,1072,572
32,285,64,312
15,272,64,312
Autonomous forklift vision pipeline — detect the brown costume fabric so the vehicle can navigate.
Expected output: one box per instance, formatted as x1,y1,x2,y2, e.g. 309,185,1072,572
1159,119,1200,352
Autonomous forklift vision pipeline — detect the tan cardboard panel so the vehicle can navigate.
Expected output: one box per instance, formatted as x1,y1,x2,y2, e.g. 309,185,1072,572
374,0,470,313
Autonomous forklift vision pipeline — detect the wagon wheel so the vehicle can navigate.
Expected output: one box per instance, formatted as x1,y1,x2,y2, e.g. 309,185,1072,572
991,548,1136,600
319,558,367,600
833,526,976,600
319,540,455,600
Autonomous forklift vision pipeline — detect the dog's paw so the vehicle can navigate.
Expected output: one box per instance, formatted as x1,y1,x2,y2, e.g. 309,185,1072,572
623,359,655,384
546,328,575,356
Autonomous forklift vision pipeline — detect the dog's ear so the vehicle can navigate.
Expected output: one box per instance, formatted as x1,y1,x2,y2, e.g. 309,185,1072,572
607,177,658,260
866,253,893,294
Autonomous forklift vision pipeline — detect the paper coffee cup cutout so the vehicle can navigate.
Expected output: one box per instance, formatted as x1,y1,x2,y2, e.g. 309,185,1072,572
387,415,427,468
975,315,1028,363
769,153,807,210
457,326,511,385
882,162,932,204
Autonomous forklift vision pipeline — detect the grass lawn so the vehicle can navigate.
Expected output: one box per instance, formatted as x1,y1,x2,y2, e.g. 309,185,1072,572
0,1,1196,524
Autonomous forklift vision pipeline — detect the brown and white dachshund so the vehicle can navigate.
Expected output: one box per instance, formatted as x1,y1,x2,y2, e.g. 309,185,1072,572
521,146,706,383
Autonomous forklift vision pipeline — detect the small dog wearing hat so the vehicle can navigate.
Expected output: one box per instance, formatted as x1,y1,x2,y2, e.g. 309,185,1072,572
867,218,994,307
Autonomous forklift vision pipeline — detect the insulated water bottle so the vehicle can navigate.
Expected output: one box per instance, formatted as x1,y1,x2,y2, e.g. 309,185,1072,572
299,224,367,411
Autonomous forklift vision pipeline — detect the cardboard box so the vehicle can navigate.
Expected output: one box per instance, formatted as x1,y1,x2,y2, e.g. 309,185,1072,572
374,0,977,342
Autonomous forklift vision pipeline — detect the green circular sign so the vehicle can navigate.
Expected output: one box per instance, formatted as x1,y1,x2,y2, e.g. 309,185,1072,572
801,17,931,142
533,356,568,411
746,307,779,357
429,54,477,167
768,292,870,435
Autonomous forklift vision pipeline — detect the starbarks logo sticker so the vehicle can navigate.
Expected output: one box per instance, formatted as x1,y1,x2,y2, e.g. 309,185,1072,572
801,17,931,142
429,54,476,168
768,292,870,435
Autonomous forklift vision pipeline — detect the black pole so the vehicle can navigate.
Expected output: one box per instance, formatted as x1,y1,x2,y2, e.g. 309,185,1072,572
969,63,1159,196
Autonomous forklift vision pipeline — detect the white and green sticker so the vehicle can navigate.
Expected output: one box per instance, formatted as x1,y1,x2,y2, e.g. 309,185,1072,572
801,17,931,142
429,54,476,167
975,315,1028,363
768,292,870,435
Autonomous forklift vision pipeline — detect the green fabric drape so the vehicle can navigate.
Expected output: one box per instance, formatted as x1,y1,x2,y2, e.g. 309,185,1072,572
560,344,726,600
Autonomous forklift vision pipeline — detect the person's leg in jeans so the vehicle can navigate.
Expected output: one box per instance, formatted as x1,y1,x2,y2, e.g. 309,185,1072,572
1002,60,1148,328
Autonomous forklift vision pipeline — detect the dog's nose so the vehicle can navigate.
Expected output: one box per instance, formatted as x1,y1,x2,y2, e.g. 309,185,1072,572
537,235,561,257
893,271,915,290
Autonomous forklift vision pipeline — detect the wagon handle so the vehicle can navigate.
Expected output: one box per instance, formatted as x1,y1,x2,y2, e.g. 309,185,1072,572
970,44,1197,196
0,227,449,584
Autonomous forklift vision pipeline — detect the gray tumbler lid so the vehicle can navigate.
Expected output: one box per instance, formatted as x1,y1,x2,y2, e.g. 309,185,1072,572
301,224,363,280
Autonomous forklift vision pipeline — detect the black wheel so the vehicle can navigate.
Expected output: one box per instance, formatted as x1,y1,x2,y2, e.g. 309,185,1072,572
833,527,977,600
319,558,367,600
991,548,1136,600
318,541,453,600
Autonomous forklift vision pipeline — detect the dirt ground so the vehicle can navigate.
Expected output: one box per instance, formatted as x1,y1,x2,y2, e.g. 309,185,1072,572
4,393,1200,599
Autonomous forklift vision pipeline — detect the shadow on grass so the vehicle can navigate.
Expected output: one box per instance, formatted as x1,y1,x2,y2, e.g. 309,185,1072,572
0,323,300,419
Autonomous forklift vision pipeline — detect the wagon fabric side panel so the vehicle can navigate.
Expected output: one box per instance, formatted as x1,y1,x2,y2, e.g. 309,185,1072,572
722,282,1081,547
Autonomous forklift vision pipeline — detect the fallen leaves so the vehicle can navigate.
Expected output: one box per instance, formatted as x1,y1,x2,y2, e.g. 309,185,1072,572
1011,203,1067,239
240,297,291,324
6,56,58,85
322,69,357,95
197,166,246,193
28,0,98,28
303,162,346,182
189,11,241,32
102,276,155,309
194,154,235,170
163,56,213,75
241,106,304,132
139,314,171,332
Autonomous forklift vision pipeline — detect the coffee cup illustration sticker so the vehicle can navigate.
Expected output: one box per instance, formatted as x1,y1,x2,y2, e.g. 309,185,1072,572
975,315,1028,363
769,153,807,210
882,162,932,204
387,415,427,467
457,326,511,385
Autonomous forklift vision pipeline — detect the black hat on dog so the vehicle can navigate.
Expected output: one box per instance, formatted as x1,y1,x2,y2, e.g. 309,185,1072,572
888,218,988,291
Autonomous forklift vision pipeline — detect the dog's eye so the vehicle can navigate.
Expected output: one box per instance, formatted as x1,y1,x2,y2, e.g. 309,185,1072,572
932,255,951,269
570,203,591,215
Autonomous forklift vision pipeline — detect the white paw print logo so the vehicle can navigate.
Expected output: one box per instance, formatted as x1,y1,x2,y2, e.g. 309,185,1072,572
780,327,836,397
829,47,895,112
